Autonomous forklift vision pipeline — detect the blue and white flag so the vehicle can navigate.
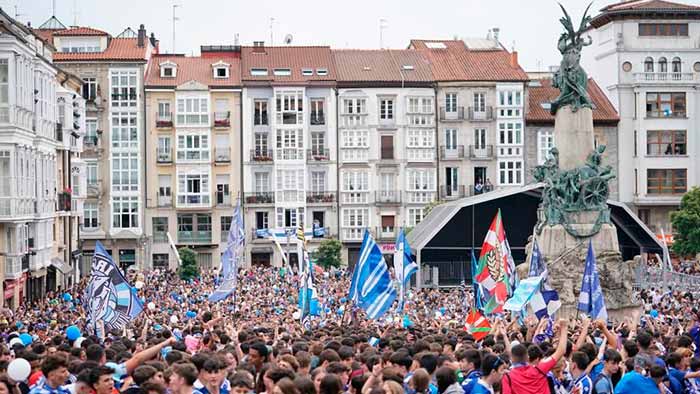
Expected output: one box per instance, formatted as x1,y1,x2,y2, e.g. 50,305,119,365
85,241,143,338
470,249,484,311
348,230,397,319
209,199,245,302
504,276,543,312
394,229,417,313
299,252,320,328
528,238,561,319
578,241,608,321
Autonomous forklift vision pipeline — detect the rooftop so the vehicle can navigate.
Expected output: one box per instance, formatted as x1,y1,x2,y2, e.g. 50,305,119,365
333,49,433,85
240,45,336,84
53,38,151,62
591,0,700,27
145,54,242,87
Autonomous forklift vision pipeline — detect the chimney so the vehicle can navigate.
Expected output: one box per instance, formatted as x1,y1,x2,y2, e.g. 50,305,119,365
510,51,519,68
253,41,265,53
149,32,157,47
492,27,500,42
137,24,146,47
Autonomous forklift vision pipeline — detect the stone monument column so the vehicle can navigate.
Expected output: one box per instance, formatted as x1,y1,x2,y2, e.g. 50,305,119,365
554,106,595,171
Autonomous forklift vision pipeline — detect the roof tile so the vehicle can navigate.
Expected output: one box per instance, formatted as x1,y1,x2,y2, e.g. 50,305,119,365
53,38,150,62
145,55,242,87
333,49,433,84
52,27,109,36
526,78,619,123
240,46,335,84
603,0,700,11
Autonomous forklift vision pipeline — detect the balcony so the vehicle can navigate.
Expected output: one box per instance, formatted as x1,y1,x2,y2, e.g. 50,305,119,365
406,147,435,161
157,195,173,207
341,191,370,204
216,192,232,206
439,106,465,121
156,112,173,128
440,145,465,160
307,149,330,163
87,181,102,198
178,230,213,244
153,232,168,243
214,111,231,128
467,106,494,121
406,191,436,204
5,255,23,279
469,145,494,159
633,72,696,83
312,226,331,239
250,149,274,163
254,114,269,126
156,148,173,164
176,194,210,207
306,192,336,204
0,196,36,218
276,148,305,161
57,191,72,212
215,147,231,163
276,190,305,204
244,192,274,205
342,228,364,242
84,135,99,149
440,185,465,200
375,190,401,205
376,226,397,241
340,114,367,128
310,112,325,126
56,123,64,142
341,147,369,162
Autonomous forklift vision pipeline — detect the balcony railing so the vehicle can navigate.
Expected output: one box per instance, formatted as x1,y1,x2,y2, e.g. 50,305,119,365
157,195,172,207
254,113,269,126
153,232,168,243
469,145,494,159
341,191,370,204
214,111,231,128
178,230,213,244
0,197,36,218
467,106,494,121
56,123,63,141
310,113,325,126
276,190,305,204
340,114,367,128
440,145,465,159
156,148,173,163
5,255,23,279
244,192,274,205
84,135,99,148
375,190,401,204
406,191,436,204
306,192,336,204
250,149,274,162
406,147,435,161
342,228,364,242
439,106,465,121
87,181,101,197
633,72,696,82
276,148,305,161
156,112,173,128
215,147,231,163
440,185,465,199
216,193,232,206
57,192,72,212
307,149,330,162
375,226,397,241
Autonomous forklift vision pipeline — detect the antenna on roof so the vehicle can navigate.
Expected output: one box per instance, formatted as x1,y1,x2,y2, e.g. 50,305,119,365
269,18,275,46
379,18,388,49
172,3,180,53
284,34,293,45
234,33,240,46
73,0,78,26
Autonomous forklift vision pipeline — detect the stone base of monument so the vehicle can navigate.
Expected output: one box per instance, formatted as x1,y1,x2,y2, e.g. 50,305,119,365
519,218,642,322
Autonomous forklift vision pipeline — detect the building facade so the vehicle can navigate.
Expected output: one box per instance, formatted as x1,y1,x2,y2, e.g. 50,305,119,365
584,0,700,234
241,44,338,267
35,21,156,273
409,39,529,200
333,49,437,264
524,76,620,199
144,47,242,271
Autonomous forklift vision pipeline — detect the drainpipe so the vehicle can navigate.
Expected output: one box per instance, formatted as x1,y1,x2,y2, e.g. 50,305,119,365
334,87,341,259
434,84,440,202
142,77,148,270
239,90,245,266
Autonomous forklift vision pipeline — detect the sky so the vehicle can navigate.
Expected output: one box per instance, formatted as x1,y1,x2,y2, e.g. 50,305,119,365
12,0,628,71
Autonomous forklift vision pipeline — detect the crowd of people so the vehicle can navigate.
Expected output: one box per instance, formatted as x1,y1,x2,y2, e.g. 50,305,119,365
0,266,699,394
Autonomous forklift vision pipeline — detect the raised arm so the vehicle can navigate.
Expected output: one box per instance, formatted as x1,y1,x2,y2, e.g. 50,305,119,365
574,318,591,351
123,336,176,374
552,319,570,362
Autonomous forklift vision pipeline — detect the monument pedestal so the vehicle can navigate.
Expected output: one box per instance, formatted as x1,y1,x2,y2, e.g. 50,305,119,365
554,106,595,171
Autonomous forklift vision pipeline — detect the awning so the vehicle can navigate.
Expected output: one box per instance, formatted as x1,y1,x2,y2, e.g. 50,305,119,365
250,247,274,254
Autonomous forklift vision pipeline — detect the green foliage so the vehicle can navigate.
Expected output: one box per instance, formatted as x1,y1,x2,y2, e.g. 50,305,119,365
312,239,342,269
671,187,700,257
178,247,200,281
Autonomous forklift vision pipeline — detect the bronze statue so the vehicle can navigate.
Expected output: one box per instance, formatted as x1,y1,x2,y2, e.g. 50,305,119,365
550,3,594,115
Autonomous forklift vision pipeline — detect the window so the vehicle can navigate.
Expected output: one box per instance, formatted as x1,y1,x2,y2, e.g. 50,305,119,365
408,208,425,227
647,169,687,194
407,130,434,148
254,172,270,193
647,130,686,156
644,57,654,73
537,130,555,164
408,97,433,113
658,57,668,73
342,208,368,233
445,129,457,150
158,175,171,200
82,77,97,101
310,99,325,125
311,132,325,156
276,207,304,228
343,171,369,192
498,160,523,185
0,60,6,118
474,128,487,150
57,98,65,128
342,130,369,148
177,134,209,161
152,254,169,268
380,98,394,121
255,212,269,229
83,202,98,229
157,136,171,161
110,70,137,107
311,171,326,193
302,69,313,76
646,93,686,118
162,67,174,77
254,100,268,125
216,175,230,205
112,196,139,228
87,162,98,185
111,152,139,192
316,68,328,76
273,68,291,76
445,93,457,113
498,90,522,107
254,133,269,156
85,119,97,145
672,57,682,74
158,101,171,120
153,217,168,236
176,97,209,125
111,113,138,149
381,135,394,159
250,68,268,76
474,92,486,112
639,23,688,37
407,169,435,191
343,98,366,114
275,129,304,160
214,66,229,78
276,169,305,202
275,91,303,125
498,122,523,145
177,172,210,205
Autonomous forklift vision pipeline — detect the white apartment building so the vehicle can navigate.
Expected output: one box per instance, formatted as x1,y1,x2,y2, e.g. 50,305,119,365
408,39,529,200
36,22,156,272
333,49,437,264
241,44,338,267
584,0,700,234
0,10,61,306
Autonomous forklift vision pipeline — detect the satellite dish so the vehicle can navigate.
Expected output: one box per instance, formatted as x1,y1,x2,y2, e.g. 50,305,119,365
284,34,293,45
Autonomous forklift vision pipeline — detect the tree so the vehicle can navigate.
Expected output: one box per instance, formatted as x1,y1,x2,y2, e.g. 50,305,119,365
671,186,700,257
178,247,200,281
312,239,342,269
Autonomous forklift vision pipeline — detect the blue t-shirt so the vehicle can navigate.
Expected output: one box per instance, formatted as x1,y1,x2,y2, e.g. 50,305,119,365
589,363,604,382
469,380,492,394
594,374,614,394
668,368,687,394
614,371,659,394
462,370,483,394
